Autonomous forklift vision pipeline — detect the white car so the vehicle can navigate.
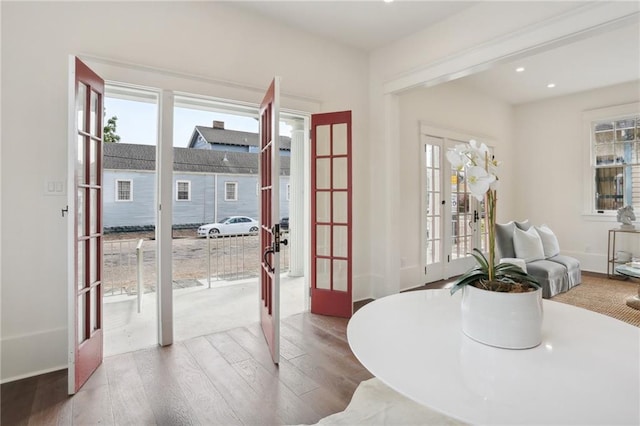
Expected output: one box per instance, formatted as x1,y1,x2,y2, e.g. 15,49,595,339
197,216,259,237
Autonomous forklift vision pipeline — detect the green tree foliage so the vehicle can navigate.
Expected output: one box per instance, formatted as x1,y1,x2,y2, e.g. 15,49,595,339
104,115,121,143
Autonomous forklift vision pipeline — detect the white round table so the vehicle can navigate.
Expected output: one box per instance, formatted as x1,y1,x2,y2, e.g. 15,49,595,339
347,290,640,425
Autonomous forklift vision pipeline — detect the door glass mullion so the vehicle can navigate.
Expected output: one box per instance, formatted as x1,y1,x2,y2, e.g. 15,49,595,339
425,142,442,267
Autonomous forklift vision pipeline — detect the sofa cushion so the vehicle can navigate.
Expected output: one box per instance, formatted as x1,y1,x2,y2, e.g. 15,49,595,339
548,254,582,287
514,226,545,262
535,224,560,258
515,219,531,231
495,221,516,258
526,260,569,298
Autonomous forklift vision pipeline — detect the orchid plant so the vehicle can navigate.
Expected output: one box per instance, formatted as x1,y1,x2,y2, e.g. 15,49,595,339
446,140,539,294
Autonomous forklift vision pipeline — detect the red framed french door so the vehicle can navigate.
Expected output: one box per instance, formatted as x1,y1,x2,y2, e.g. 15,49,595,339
69,57,104,394
259,77,281,363
310,111,353,318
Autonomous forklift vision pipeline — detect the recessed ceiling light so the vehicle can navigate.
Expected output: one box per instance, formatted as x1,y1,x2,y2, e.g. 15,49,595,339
547,83,556,88
384,0,394,3
515,67,525,73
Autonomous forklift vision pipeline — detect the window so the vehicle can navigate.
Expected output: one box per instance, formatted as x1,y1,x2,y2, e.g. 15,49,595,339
116,180,132,201
590,110,640,212
225,182,238,201
176,180,191,201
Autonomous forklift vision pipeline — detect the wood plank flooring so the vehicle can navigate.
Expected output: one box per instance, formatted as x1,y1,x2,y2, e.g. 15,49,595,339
1,312,373,426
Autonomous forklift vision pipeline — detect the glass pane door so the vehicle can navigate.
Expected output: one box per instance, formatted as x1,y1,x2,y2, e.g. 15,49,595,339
445,139,482,277
422,133,487,282
424,136,444,282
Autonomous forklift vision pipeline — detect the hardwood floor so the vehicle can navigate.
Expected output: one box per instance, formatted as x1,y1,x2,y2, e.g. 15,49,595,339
1,312,373,426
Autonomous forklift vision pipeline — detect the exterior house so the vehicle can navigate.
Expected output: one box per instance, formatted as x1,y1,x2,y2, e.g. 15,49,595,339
103,142,290,231
188,120,292,156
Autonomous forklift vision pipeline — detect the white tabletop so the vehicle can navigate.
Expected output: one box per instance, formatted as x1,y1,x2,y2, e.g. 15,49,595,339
347,290,640,425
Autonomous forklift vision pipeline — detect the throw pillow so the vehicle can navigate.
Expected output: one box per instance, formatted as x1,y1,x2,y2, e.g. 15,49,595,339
513,226,545,262
495,221,516,258
515,219,531,231
534,225,560,258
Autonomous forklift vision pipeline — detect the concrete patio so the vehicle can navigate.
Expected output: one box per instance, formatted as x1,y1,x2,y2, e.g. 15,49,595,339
103,274,307,356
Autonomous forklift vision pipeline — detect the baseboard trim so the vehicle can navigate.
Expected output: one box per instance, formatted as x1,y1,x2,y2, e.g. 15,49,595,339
0,365,67,384
1,327,67,383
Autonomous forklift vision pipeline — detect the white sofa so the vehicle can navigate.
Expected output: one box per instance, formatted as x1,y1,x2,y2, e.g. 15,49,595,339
495,220,581,298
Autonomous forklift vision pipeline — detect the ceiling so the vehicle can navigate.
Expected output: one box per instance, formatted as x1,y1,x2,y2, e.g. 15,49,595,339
230,1,639,105
231,1,473,52
460,22,640,105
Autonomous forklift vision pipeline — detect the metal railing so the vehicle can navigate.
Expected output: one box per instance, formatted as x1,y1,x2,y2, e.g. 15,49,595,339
104,238,145,297
103,231,290,298
136,239,144,312
206,231,290,286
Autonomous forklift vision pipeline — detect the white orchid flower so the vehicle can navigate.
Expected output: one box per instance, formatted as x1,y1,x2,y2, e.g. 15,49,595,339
446,149,465,172
467,140,491,168
466,166,495,201
490,177,500,191
487,158,500,177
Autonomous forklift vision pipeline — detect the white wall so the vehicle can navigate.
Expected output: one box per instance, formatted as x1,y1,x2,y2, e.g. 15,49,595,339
397,80,516,290
513,81,640,273
1,1,369,381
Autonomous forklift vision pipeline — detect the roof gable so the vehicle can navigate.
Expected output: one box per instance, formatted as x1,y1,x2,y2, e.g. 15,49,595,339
104,143,290,175
191,126,291,150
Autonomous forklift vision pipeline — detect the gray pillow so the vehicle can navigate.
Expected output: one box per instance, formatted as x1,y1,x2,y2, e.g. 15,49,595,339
515,219,531,231
495,221,516,258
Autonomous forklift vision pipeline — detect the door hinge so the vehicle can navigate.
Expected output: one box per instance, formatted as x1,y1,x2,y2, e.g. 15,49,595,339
447,255,450,263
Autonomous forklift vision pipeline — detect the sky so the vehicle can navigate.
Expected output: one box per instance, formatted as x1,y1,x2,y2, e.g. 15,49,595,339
105,97,290,147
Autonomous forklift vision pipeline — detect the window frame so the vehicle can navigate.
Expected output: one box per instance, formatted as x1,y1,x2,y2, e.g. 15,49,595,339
583,103,640,219
175,180,191,202
225,181,238,201
115,179,133,202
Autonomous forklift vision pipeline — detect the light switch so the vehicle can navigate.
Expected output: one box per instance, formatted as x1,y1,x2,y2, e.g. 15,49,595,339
44,179,66,196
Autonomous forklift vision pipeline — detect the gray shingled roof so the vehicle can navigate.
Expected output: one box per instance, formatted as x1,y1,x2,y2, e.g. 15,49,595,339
104,143,290,175
191,126,291,150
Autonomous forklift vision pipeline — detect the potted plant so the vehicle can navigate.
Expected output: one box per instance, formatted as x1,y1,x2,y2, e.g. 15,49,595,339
446,140,542,349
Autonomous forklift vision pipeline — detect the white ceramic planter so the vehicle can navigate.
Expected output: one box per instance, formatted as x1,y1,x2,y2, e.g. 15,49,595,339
461,284,543,349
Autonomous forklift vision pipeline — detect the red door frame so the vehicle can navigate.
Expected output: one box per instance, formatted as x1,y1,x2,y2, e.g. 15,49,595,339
71,57,104,393
310,111,353,318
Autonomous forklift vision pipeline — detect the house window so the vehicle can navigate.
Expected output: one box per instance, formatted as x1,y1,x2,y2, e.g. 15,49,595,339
116,180,132,201
225,182,238,201
176,180,191,201
591,112,640,212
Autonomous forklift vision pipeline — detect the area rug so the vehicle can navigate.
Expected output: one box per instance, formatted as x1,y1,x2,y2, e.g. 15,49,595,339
300,378,464,426
550,275,640,327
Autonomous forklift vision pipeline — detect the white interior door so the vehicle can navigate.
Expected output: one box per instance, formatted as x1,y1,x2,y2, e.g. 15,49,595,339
422,130,487,282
